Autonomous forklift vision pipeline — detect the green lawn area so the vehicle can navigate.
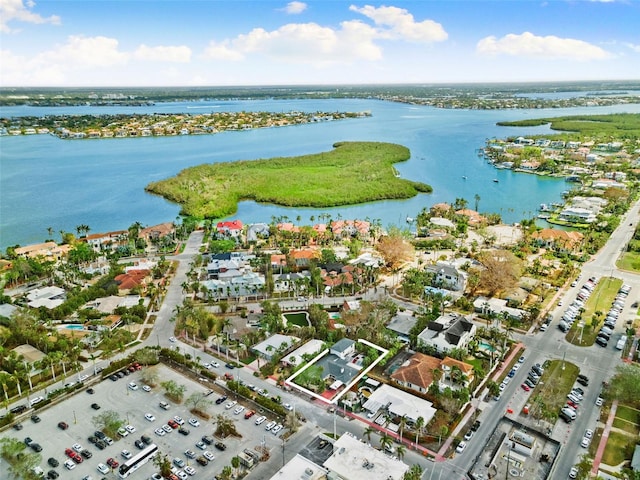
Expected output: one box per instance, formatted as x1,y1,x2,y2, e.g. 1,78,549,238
618,251,640,272
602,431,634,466
566,277,623,346
615,404,640,423
528,360,579,421
146,141,432,218
612,417,640,435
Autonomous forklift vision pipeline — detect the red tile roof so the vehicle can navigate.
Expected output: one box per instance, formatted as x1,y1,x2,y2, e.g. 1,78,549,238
391,352,441,391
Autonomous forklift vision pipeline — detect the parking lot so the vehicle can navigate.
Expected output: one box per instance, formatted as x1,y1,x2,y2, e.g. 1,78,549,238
0,364,289,479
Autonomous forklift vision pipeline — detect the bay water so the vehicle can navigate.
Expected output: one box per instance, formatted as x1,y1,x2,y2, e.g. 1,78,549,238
2,98,639,249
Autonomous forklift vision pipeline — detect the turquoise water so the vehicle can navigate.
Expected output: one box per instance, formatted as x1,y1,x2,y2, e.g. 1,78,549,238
2,99,640,249
478,341,496,352
64,324,84,330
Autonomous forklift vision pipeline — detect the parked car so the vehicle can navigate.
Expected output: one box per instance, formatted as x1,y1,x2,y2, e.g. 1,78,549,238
214,441,227,451
57,421,69,430
455,441,467,453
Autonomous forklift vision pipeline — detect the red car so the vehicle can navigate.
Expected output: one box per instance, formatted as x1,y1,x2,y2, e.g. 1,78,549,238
65,448,74,458
72,453,83,463
106,457,119,468
244,410,255,419
566,401,579,409
168,419,179,429
521,383,531,392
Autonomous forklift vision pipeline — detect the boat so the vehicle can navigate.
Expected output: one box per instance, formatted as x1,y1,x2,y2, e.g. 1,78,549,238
462,175,467,180
538,214,550,219
493,179,499,183
406,216,414,224
539,204,551,212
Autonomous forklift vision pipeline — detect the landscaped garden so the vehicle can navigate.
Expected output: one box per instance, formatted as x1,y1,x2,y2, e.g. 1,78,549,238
528,359,579,422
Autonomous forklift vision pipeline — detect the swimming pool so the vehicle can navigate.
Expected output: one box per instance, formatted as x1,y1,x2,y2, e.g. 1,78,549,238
478,341,496,352
63,324,84,330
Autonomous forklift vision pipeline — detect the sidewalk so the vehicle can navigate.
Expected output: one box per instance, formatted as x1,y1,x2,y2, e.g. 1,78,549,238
591,400,618,476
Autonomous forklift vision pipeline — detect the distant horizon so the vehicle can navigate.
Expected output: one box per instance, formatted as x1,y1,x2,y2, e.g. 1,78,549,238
2,1,639,87
2,79,640,91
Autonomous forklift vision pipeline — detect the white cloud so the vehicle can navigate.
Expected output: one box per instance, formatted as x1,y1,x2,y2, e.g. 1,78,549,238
349,4,447,43
135,44,191,63
0,0,60,33
282,1,307,14
623,42,640,53
477,32,612,61
204,20,381,66
42,35,129,67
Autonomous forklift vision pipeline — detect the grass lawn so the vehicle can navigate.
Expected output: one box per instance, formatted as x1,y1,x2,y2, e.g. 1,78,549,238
612,417,640,435
615,404,640,423
528,359,579,420
240,354,256,365
617,252,640,272
566,277,623,346
146,141,432,218
602,431,634,466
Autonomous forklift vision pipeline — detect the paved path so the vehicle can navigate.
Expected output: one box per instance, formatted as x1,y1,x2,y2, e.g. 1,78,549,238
591,400,618,476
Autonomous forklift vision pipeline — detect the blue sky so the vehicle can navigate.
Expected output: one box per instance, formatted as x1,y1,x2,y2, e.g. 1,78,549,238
1,0,639,87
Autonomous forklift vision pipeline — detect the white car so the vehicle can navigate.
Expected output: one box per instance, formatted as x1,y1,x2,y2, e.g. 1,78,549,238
585,429,594,439
211,362,220,368
142,385,151,392
195,441,206,450
121,449,132,459
233,406,245,415
596,397,604,406
271,424,283,435
117,427,128,437
184,466,196,476
580,436,591,448
265,420,276,431
79,374,89,382
162,424,172,433
64,459,76,470
254,416,266,425
72,443,83,452
169,337,177,342
128,382,138,391
145,413,156,422
225,401,237,410
177,471,188,480
456,441,467,454
125,424,136,433
188,418,200,427
203,362,211,369
174,416,185,425
155,428,166,436
203,451,215,461
97,463,109,474
284,403,293,411
569,467,578,478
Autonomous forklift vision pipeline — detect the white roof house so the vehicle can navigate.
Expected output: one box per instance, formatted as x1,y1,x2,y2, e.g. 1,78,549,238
362,383,437,425
252,334,299,361
323,433,409,480
26,286,66,309
281,339,324,367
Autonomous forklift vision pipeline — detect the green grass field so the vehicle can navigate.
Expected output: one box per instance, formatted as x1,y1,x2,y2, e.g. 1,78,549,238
146,141,432,218
602,431,634,466
528,359,579,420
618,252,640,273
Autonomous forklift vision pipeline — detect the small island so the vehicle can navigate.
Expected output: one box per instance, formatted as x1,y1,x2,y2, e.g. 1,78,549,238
146,141,432,218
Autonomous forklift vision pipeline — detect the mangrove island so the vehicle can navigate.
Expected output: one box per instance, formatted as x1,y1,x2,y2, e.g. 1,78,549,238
146,141,432,218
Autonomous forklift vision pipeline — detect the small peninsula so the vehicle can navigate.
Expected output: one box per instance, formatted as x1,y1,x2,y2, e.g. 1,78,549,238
146,141,432,218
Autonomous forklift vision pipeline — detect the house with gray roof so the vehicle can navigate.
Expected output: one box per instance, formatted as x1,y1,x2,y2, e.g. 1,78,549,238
417,312,476,354
252,334,299,361
426,261,467,291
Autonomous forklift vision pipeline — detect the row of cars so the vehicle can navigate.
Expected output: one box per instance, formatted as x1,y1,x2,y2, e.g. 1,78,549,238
595,283,632,348
559,374,589,423
214,394,286,435
558,277,598,333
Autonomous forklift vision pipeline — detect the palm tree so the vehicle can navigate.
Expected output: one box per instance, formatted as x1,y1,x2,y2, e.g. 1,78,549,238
414,416,425,447
474,193,481,212
363,426,376,443
0,371,11,405
396,444,406,460
379,432,393,452
398,415,408,445
152,454,172,478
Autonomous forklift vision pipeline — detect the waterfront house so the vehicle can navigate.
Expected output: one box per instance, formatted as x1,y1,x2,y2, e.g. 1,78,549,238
330,219,370,239
216,220,243,238
531,229,584,254
246,223,270,242
14,242,71,261
558,206,597,224
455,209,486,226
84,230,128,252
138,222,175,243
